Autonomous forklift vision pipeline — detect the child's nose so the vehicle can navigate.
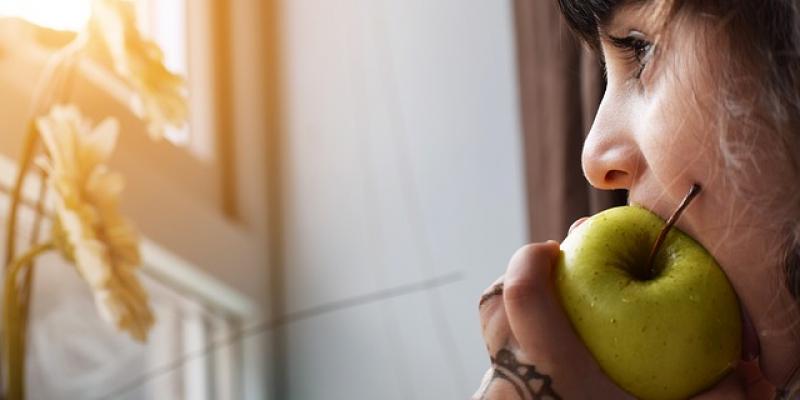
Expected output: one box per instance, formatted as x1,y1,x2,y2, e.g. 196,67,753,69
581,103,643,191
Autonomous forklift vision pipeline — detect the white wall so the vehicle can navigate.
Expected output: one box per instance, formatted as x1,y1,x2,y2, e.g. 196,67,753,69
278,0,528,398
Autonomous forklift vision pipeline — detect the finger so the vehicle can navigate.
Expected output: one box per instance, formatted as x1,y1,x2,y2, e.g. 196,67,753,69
478,275,504,309
478,275,530,365
502,241,571,362
478,275,507,355
479,287,512,357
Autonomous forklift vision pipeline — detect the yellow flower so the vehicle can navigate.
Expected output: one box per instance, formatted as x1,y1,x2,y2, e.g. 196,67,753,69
38,105,155,342
88,0,187,141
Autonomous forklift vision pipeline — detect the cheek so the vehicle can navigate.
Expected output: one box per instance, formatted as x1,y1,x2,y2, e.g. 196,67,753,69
638,79,784,256
633,32,730,201
635,82,723,198
630,77,756,253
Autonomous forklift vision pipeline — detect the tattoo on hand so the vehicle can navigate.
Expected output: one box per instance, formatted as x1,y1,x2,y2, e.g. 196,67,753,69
480,348,561,400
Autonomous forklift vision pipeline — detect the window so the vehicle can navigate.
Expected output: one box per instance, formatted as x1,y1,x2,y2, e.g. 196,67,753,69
0,1,271,398
0,0,92,31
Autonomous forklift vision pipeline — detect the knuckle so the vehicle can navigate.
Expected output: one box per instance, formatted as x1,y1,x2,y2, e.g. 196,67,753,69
478,282,504,309
506,244,554,290
502,278,539,304
509,243,539,265
509,242,555,268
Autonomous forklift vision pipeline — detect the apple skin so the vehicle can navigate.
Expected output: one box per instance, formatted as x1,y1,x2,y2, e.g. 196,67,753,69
556,206,742,400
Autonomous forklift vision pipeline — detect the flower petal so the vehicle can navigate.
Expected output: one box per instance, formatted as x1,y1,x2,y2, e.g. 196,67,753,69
41,104,154,341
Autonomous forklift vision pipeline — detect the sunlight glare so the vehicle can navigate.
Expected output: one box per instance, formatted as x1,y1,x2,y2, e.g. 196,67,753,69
0,0,91,31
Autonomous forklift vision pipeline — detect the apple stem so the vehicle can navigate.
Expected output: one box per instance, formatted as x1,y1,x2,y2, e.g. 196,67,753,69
647,184,702,278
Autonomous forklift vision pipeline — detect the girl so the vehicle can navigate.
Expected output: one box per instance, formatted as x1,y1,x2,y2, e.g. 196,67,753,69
475,1,800,398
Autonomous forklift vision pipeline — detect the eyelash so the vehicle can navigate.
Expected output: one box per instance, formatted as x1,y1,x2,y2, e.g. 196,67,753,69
609,35,654,80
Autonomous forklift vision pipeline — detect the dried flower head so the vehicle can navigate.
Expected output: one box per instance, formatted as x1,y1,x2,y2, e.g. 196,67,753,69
88,0,187,141
38,104,155,341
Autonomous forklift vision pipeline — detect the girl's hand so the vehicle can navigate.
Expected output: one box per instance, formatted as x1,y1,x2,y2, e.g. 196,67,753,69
472,241,774,399
472,241,631,399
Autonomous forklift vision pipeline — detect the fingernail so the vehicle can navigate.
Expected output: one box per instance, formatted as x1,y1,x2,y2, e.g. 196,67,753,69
568,217,589,235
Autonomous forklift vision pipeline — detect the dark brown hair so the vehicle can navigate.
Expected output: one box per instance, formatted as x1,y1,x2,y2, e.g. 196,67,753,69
557,0,800,94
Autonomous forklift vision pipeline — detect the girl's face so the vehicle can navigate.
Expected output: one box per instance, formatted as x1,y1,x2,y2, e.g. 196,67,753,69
585,3,800,385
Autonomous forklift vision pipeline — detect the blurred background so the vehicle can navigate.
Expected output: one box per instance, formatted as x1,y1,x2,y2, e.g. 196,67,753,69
0,0,624,399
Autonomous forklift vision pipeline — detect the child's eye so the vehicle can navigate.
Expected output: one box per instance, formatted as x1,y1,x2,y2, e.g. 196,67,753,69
608,32,654,80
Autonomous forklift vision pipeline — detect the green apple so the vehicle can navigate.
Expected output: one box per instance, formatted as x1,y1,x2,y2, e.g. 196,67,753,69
556,205,741,400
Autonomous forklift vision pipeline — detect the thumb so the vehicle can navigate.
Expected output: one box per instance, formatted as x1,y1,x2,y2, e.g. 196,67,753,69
502,241,588,366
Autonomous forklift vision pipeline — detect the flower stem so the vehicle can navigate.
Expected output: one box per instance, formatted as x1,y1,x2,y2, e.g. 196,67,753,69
18,171,49,364
1,34,83,397
5,29,83,269
4,123,39,269
3,241,54,400
1,123,39,400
